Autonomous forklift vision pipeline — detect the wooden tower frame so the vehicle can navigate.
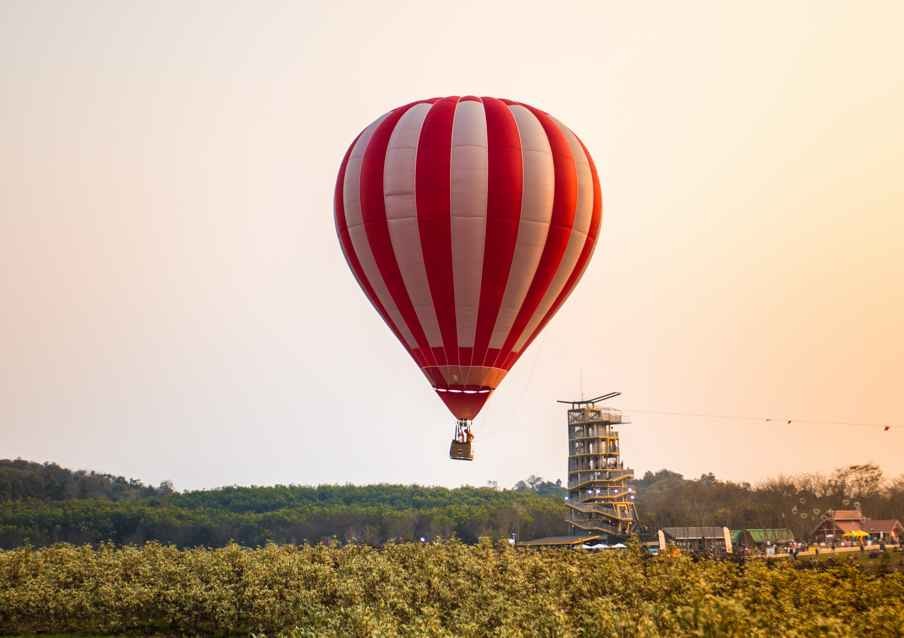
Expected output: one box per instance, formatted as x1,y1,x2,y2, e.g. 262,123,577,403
559,392,638,540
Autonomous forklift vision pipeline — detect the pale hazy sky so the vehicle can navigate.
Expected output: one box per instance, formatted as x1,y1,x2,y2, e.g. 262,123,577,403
2,1,902,491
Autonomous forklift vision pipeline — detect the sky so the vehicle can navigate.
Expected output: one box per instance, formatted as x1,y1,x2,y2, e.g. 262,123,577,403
2,1,902,491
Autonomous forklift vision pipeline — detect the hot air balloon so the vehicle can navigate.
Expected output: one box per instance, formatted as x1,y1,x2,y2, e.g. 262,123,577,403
334,96,602,460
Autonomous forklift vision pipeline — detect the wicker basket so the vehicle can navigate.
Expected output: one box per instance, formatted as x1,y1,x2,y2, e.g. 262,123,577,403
449,440,474,461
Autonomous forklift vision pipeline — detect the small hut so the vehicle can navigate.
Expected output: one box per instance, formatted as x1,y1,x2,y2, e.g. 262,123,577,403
731,528,795,553
658,526,733,556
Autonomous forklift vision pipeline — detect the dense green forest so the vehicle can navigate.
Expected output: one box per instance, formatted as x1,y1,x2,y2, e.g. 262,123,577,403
1,459,902,548
0,460,566,547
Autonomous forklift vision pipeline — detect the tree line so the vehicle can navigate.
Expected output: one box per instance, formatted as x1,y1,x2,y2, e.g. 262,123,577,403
1,459,902,548
0,459,566,548
635,464,904,540
0,458,174,502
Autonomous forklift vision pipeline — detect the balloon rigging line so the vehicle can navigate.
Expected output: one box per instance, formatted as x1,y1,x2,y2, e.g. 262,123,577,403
509,338,546,430
622,408,897,431
521,337,545,400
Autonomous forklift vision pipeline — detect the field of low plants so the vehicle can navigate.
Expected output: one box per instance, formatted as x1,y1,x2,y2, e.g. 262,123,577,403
1,541,903,637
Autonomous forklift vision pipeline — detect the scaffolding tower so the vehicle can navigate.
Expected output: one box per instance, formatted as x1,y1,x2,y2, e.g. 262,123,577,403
559,392,638,540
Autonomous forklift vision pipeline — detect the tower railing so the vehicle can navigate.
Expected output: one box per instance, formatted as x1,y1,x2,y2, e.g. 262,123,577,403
560,392,638,540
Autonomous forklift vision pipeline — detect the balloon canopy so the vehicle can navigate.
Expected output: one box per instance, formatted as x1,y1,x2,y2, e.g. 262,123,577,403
334,96,602,421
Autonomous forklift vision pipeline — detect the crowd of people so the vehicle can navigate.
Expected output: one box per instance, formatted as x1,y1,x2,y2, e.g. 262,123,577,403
748,537,902,560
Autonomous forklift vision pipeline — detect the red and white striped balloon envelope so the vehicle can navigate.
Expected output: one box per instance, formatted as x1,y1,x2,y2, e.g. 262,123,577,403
334,96,602,425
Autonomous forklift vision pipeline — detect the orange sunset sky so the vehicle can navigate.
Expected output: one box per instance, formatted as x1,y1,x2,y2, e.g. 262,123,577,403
2,1,902,490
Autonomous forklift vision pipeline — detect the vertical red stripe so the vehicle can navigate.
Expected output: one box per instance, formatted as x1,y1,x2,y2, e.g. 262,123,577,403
513,136,603,361
334,132,409,349
337,96,601,420
472,97,523,366
359,103,438,370
490,101,578,369
416,97,460,369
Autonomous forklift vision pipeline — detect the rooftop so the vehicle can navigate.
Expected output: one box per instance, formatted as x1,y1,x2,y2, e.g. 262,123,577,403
733,528,795,544
830,509,864,521
662,526,726,540
864,519,903,533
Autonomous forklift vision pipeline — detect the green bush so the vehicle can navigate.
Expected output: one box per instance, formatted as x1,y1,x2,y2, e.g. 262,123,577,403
1,541,903,636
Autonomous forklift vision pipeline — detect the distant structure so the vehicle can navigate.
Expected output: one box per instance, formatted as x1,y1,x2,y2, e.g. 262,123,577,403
559,392,638,540
516,534,604,549
730,528,793,554
812,509,903,544
658,527,733,556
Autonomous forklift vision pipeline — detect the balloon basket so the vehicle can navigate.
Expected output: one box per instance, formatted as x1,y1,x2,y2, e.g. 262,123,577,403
449,440,473,461
450,419,474,461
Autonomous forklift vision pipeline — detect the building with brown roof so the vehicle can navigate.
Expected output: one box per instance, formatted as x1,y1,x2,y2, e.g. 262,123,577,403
863,519,903,543
811,509,902,544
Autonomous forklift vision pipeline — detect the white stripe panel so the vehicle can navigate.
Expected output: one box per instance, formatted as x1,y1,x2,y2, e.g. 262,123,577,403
488,105,554,349
513,121,594,352
383,103,443,348
450,99,489,348
343,111,417,348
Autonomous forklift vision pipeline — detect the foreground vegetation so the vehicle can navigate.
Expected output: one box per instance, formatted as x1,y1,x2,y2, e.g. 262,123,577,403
2,541,903,637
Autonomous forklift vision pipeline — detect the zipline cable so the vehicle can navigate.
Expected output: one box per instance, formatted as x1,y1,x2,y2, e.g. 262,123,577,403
622,407,897,431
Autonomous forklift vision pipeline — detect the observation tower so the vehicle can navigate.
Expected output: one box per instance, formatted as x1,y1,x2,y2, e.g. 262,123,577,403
559,392,638,540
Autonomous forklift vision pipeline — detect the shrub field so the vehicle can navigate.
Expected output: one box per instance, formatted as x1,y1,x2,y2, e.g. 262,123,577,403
1,541,903,637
